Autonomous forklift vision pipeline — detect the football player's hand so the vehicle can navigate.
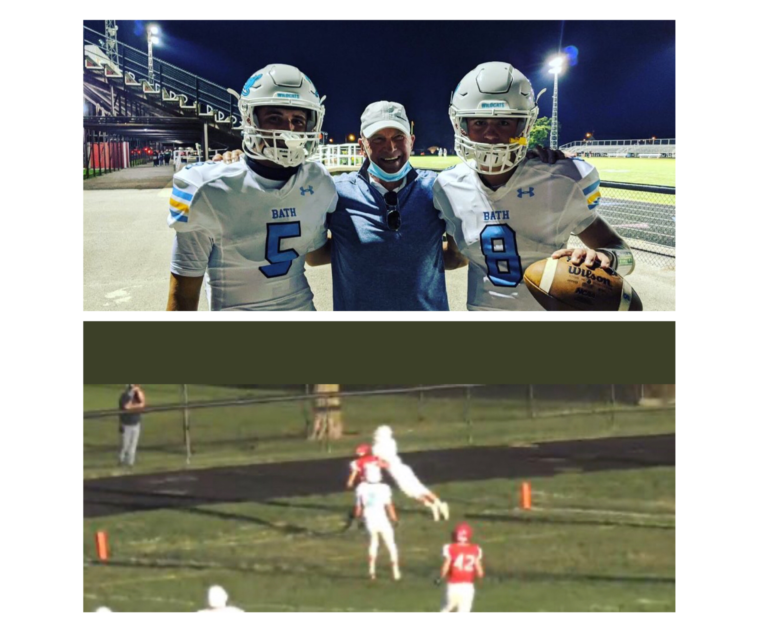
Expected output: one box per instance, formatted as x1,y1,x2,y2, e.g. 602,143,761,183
433,577,443,586
392,519,399,529
551,248,612,270
526,145,568,165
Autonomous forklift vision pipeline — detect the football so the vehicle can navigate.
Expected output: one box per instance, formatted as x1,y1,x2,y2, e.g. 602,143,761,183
523,257,643,311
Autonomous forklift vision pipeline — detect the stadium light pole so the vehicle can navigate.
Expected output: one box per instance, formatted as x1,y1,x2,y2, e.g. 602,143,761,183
147,24,160,86
548,56,565,150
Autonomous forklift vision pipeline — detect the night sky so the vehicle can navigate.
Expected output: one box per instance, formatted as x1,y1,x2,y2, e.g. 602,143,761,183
83,20,675,148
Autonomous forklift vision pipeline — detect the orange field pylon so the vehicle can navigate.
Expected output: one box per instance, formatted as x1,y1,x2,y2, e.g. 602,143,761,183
520,482,532,510
95,531,109,561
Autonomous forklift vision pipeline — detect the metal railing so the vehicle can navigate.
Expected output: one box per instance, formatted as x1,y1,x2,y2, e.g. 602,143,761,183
310,143,365,168
568,181,675,269
84,26,239,125
83,384,674,476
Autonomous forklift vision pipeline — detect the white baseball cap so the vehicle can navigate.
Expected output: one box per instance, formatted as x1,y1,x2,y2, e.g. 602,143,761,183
361,101,411,138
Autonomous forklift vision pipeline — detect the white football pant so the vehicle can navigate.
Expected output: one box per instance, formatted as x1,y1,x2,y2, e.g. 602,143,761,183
441,583,476,612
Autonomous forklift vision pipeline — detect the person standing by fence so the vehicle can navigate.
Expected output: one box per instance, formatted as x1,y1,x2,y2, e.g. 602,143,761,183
118,384,145,467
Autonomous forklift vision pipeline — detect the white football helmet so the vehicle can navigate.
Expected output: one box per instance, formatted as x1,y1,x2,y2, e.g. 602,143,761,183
207,585,228,609
450,62,541,175
234,64,325,167
374,425,393,442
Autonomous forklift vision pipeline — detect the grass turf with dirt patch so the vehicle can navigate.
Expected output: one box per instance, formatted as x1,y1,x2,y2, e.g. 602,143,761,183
84,468,674,612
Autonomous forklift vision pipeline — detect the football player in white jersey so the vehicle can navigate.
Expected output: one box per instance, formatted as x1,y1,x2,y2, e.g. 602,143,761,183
354,467,401,581
433,61,635,311
373,425,449,522
166,64,338,311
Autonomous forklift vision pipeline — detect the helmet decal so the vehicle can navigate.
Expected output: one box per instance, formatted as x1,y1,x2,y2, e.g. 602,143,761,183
242,74,262,96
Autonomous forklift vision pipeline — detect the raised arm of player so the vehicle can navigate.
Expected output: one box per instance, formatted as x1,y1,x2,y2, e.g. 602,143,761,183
167,273,204,311
442,234,469,270
346,464,360,490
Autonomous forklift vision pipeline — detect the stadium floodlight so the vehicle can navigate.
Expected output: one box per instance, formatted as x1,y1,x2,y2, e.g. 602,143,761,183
147,24,161,85
347,134,356,142
547,55,567,150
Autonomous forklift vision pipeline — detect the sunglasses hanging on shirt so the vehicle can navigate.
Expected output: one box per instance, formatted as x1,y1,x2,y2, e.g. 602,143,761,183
384,191,401,232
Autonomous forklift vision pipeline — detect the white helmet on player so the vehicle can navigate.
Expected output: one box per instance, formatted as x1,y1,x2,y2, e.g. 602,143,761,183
235,64,325,167
374,425,393,442
207,585,228,609
450,61,542,175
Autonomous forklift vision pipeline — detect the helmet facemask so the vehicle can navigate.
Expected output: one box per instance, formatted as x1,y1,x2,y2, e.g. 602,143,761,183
450,106,538,176
240,104,324,167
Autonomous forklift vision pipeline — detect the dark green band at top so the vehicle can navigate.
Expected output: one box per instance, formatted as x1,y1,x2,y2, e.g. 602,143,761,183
84,321,674,384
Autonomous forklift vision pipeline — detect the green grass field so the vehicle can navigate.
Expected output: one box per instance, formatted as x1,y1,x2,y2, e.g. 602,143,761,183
409,155,675,187
84,386,674,612
85,385,673,479
84,468,674,612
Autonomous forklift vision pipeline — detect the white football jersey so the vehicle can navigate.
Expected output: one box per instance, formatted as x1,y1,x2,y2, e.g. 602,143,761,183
168,159,337,311
373,437,401,466
356,482,392,523
433,158,600,311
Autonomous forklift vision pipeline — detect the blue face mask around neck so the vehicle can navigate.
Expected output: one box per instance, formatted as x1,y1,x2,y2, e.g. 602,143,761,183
367,158,413,183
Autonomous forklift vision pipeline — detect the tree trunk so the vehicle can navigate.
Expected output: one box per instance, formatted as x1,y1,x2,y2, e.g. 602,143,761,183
310,384,343,440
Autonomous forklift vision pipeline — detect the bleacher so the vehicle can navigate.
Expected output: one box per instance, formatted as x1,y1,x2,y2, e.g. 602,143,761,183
561,139,676,158
83,26,241,150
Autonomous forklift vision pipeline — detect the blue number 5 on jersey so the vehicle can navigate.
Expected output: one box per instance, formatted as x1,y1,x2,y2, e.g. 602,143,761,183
480,224,523,287
260,222,301,278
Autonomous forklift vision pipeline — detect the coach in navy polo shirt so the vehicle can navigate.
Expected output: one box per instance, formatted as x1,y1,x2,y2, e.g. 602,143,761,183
307,101,466,311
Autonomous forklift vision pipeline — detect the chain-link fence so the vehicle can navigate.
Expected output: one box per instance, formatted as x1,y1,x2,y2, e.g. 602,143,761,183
569,181,675,269
84,384,675,477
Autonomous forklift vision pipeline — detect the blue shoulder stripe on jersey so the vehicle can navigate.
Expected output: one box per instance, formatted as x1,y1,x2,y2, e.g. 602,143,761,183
588,199,601,210
582,179,600,196
172,186,194,202
169,208,188,223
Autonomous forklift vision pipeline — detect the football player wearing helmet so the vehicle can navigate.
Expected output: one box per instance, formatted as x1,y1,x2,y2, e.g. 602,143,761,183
306,101,467,311
354,467,401,581
372,425,449,521
437,522,484,612
166,64,337,311
433,61,635,311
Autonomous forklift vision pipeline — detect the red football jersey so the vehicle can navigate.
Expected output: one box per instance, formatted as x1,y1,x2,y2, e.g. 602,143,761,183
443,543,483,584
350,455,385,483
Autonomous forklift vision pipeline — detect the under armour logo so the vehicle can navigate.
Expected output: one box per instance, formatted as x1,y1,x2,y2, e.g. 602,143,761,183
517,187,535,198
300,186,314,196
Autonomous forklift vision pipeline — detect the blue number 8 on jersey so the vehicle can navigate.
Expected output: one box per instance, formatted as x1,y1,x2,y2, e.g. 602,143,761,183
480,224,522,287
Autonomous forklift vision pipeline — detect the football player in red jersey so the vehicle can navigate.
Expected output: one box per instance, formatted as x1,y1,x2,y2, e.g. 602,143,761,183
436,522,484,612
344,444,388,530
346,444,388,489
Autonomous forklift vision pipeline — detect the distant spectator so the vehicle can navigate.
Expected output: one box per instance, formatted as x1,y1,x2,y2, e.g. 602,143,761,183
164,151,171,165
118,384,145,467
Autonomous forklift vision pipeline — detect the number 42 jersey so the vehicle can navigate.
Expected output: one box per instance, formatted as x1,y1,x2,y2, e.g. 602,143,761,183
168,160,337,311
433,158,600,311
